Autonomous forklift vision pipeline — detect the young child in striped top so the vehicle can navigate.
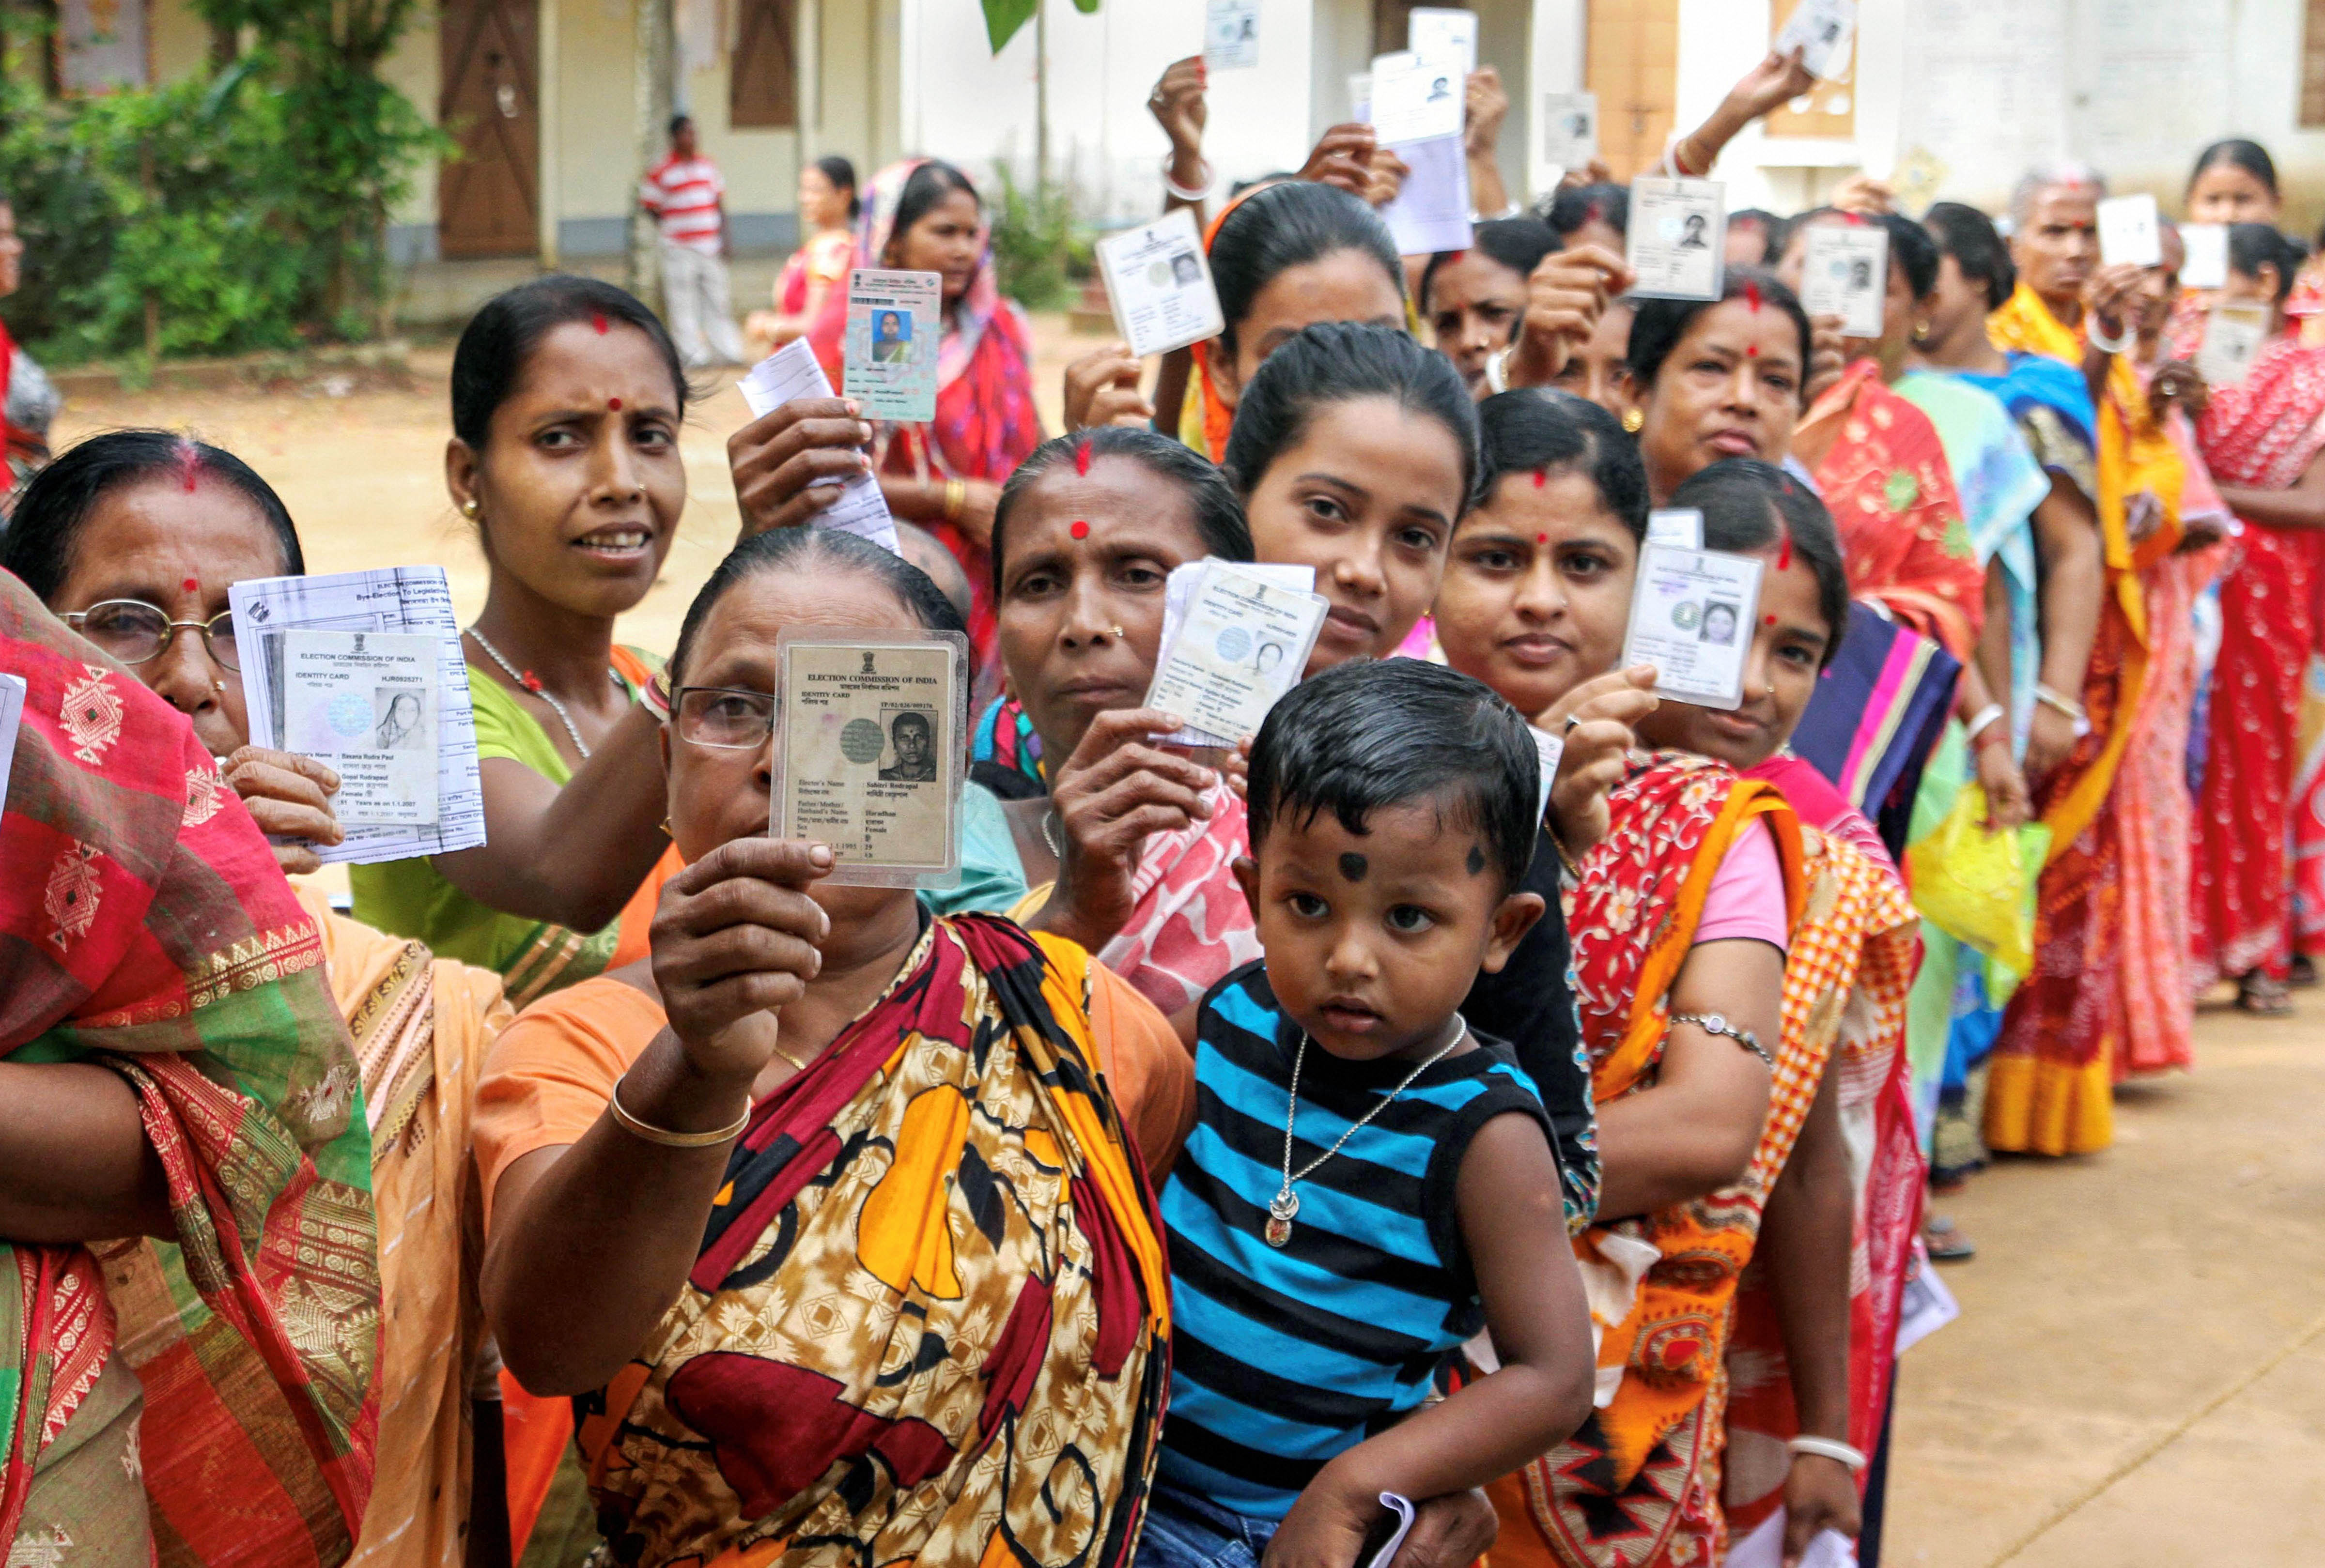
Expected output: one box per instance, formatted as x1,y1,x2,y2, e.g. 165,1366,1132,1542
1141,658,1595,1568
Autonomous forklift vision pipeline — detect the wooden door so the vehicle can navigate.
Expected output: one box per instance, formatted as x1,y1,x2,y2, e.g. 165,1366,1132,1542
1586,0,1678,181
439,0,540,260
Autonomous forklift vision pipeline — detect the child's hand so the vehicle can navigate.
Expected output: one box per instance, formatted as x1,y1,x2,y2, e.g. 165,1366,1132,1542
1261,1463,1391,1568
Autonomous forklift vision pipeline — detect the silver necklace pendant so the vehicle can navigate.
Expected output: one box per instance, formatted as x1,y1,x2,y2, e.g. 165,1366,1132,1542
1265,1187,1299,1247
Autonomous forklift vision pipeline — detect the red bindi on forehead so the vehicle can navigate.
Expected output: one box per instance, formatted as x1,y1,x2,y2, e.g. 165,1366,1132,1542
607,397,622,411
183,577,200,593
1536,532,1549,544
1745,343,1759,358
1070,520,1090,540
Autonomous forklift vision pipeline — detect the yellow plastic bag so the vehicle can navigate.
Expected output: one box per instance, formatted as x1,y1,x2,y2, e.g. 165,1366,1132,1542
1905,784,2051,981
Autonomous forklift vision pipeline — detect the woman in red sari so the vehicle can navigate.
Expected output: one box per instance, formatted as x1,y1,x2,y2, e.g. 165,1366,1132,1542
2190,224,2325,1002
808,159,1044,669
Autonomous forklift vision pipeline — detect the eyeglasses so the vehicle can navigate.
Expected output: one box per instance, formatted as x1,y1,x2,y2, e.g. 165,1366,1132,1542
672,685,776,749
64,599,240,671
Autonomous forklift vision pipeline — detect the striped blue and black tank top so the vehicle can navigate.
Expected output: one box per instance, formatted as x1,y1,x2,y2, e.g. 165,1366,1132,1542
1155,961,1550,1521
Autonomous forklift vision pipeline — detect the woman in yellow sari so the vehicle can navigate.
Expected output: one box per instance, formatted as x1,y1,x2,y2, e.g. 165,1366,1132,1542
1981,163,2186,1156
477,526,1186,1568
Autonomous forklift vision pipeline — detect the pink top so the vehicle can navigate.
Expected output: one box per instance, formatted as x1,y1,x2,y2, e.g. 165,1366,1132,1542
1096,781,1262,1016
1693,819,1790,952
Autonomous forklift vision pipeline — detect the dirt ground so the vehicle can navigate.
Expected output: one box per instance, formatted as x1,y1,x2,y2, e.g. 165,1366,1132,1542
47,323,2325,1568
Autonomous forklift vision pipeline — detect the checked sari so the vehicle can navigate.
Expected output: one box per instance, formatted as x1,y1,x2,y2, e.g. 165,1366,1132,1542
1484,754,1805,1568
488,913,1170,1568
0,573,378,1564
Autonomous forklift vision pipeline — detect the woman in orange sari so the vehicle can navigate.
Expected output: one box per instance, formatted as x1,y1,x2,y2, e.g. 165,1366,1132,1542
1432,393,1800,1567
1982,164,2186,1155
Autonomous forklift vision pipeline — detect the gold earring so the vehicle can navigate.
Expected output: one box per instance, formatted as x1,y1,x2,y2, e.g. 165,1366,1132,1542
1912,320,1931,342
462,498,480,517
1621,407,1645,434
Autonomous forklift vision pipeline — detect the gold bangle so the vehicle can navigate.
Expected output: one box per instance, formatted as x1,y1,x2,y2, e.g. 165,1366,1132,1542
606,1074,751,1149
943,478,967,522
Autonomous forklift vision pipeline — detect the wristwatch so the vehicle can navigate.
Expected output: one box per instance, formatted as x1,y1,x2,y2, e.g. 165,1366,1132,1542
1670,1011,1774,1067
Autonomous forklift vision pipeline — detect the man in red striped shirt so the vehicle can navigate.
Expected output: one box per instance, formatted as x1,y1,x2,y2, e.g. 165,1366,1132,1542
640,114,749,367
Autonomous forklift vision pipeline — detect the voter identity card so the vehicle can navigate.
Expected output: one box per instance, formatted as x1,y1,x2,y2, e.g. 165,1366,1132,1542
1379,133,1472,256
2180,223,2230,290
1646,508,1704,548
1621,544,1766,710
773,629,966,887
1407,8,1477,77
278,630,440,824
1097,207,1225,358
1628,178,1726,301
1368,50,1463,145
1774,0,1856,79
1890,146,1948,218
1541,92,1598,173
1799,223,1889,338
844,268,940,422
1205,0,1259,70
738,339,901,554
2199,302,2272,387
1147,561,1329,748
2097,194,2161,268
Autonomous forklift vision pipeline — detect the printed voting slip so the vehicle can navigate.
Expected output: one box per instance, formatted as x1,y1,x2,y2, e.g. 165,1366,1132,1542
844,268,942,422
737,339,901,554
2198,302,2272,387
1204,0,1259,69
1646,508,1704,549
1628,178,1726,302
1528,725,1565,824
772,629,967,888
1620,544,1765,710
1146,560,1329,750
1368,50,1463,146
1359,1494,1419,1568
279,630,440,825
1799,223,1889,338
2180,222,2230,290
1097,207,1226,358
1773,0,1856,79
1380,133,1472,256
1406,8,1476,76
1727,1512,1857,1568
0,672,23,809
1541,92,1598,174
232,566,485,864
2097,194,2161,268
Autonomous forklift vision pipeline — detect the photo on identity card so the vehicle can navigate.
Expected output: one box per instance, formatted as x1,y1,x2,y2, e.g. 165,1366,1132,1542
1799,223,1889,338
276,628,441,824
1619,543,1765,710
1628,178,1725,301
1146,560,1330,747
1097,206,1225,358
844,268,941,422
1540,92,1597,172
773,628,967,887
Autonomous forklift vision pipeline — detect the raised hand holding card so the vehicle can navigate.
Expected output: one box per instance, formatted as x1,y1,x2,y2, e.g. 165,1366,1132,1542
1799,223,1889,338
1620,544,1765,710
738,339,901,553
1628,178,1726,302
1097,207,1225,358
845,269,942,423
773,628,967,887
1147,561,1329,748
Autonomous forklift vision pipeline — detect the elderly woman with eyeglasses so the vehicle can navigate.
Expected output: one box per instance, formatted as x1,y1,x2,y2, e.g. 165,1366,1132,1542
0,428,517,1568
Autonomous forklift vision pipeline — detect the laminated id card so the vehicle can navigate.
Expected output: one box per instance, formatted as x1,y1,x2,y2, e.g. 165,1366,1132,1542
1541,92,1598,173
2198,302,2272,388
1628,178,1725,302
772,628,968,887
1097,207,1225,358
1204,0,1259,69
2096,194,2161,269
844,268,941,422
1798,223,1889,338
1146,560,1329,748
1619,544,1765,710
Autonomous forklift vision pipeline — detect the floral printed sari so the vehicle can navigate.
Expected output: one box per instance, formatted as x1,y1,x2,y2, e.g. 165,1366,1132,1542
0,573,379,1565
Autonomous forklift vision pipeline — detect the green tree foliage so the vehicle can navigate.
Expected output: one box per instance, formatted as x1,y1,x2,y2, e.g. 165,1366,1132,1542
985,159,1087,312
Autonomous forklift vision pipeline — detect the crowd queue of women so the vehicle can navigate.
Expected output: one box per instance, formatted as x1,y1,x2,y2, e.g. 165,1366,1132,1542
8,34,2325,1568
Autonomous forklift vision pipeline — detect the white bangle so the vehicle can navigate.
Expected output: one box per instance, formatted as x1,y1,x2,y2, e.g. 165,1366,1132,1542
2085,313,2133,355
1162,155,1215,203
1964,703,2006,746
2034,682,2092,738
1788,1435,1868,1472
1485,347,1511,395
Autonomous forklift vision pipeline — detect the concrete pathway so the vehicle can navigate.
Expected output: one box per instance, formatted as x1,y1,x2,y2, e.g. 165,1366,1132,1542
1884,1003,2325,1565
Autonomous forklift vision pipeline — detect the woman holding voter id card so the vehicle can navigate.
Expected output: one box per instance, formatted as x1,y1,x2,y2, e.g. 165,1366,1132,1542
805,158,1043,667
3,430,527,1568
